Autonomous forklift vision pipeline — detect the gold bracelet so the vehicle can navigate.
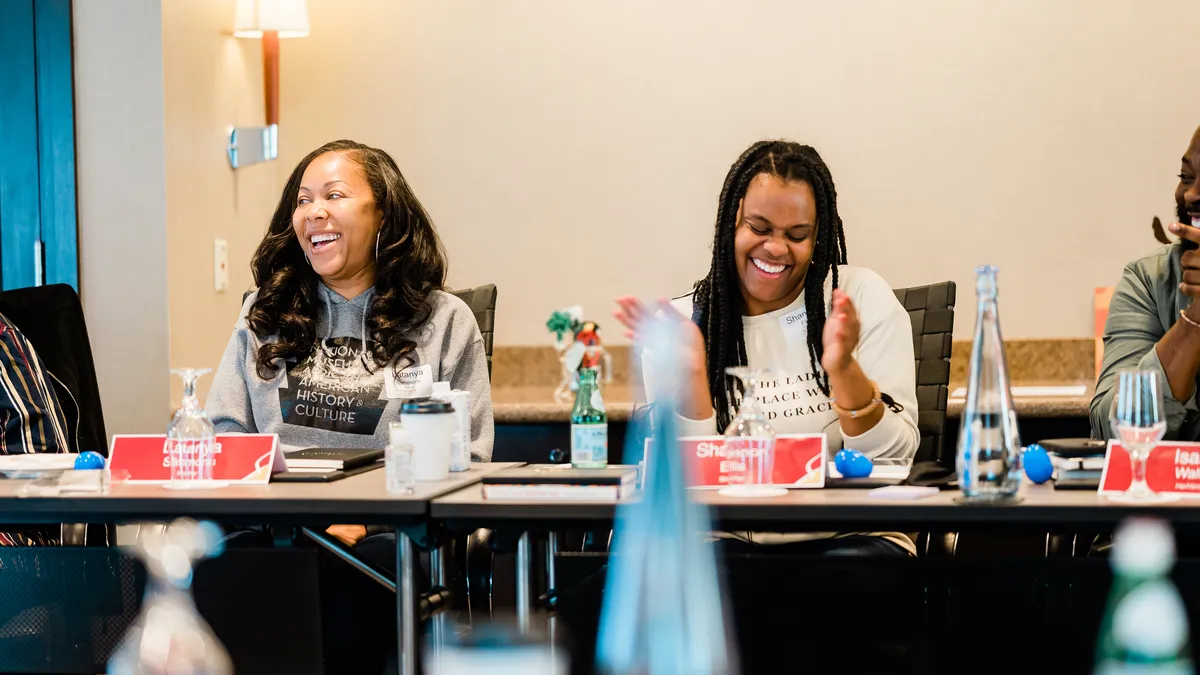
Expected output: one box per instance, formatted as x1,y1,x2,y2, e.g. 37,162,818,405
1181,309,1200,331
831,380,882,419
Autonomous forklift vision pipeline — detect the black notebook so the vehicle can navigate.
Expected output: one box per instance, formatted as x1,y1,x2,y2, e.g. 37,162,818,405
482,465,638,485
284,448,384,471
482,465,639,501
272,462,383,483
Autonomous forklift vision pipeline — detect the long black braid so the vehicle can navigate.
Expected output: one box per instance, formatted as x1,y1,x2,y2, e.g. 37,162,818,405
691,140,848,431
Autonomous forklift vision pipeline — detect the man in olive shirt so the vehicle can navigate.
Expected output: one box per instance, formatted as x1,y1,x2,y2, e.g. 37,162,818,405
1092,125,1200,440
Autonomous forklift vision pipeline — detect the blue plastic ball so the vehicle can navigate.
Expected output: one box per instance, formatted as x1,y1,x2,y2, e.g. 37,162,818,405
1023,444,1053,484
835,448,873,478
74,451,106,471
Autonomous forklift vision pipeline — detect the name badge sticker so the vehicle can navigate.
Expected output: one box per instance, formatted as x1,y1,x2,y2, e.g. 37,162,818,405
778,307,807,346
385,364,434,400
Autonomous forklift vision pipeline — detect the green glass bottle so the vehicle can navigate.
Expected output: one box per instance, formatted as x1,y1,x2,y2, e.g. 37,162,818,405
1094,517,1193,675
571,368,608,468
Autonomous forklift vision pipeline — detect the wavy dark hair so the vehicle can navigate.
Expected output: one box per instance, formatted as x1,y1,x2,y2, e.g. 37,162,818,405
692,140,848,430
247,139,447,379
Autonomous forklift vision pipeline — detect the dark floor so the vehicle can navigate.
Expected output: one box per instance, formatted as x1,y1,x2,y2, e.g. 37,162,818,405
0,540,1193,675
552,551,1129,675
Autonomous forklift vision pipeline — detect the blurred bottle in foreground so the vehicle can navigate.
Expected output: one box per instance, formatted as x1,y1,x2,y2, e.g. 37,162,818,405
109,518,232,675
1094,517,1193,675
596,314,736,674
424,620,565,674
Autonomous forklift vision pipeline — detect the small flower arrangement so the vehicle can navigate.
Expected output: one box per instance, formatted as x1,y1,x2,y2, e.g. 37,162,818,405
546,307,612,403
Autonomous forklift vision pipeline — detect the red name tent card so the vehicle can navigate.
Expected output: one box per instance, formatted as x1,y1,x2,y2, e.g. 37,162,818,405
646,434,827,489
108,434,284,485
1099,440,1200,495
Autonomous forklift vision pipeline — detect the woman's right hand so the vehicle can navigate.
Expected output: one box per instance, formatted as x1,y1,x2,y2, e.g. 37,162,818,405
619,295,710,420
612,296,707,375
614,296,714,421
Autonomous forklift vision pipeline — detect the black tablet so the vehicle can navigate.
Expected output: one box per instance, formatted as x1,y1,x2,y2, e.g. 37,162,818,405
272,461,383,483
1053,476,1100,491
1038,438,1107,459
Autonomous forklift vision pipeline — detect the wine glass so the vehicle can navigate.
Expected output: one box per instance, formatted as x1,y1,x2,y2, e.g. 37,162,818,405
165,368,226,490
1108,369,1176,503
718,367,787,498
108,518,232,674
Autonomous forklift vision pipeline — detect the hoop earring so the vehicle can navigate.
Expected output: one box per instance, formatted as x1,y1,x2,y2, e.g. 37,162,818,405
303,251,310,265
375,231,380,260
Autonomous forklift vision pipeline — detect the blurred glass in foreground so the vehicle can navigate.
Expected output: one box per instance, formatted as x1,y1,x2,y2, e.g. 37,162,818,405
109,518,232,675
596,313,737,674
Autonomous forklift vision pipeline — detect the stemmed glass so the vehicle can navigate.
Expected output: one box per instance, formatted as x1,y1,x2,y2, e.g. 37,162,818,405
108,518,232,673
718,367,787,498
1108,369,1175,503
164,368,226,490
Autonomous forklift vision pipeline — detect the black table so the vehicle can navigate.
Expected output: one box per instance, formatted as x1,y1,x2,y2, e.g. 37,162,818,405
0,462,520,675
433,482,1200,529
432,482,1200,623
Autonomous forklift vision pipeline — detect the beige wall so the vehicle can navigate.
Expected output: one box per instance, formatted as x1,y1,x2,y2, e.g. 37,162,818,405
74,0,171,436
262,0,1200,346
162,0,281,405
65,0,1200,435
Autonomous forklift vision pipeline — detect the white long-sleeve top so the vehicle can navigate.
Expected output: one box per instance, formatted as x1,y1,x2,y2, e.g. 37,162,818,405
642,265,921,554
646,265,920,462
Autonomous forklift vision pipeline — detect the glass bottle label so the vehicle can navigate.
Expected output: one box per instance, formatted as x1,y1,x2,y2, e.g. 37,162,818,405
571,424,608,464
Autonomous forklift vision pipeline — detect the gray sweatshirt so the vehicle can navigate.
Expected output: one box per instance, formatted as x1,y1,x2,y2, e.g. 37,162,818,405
206,284,494,460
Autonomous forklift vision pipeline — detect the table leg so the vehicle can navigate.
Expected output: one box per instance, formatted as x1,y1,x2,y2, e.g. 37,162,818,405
545,531,558,601
430,544,448,656
545,533,559,649
397,531,417,675
516,532,531,634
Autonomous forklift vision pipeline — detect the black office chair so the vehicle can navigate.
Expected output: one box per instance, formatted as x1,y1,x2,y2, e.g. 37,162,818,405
444,285,503,616
892,282,955,466
464,283,961,618
0,284,108,458
892,282,957,557
450,284,497,379
0,286,139,673
0,284,111,548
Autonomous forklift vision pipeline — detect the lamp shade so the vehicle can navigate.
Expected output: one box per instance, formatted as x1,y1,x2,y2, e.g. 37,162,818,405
233,0,309,38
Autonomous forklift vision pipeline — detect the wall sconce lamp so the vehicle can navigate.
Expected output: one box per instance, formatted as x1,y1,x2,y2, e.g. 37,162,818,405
228,0,309,169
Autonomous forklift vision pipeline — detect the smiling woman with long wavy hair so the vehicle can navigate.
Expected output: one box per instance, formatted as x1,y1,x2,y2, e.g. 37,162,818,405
206,140,494,671
206,138,494,467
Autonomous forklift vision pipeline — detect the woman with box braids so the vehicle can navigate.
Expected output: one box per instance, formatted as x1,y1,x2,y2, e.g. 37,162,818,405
691,140,848,430
614,140,919,546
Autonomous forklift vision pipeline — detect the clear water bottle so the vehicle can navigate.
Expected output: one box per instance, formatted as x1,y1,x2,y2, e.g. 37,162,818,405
956,265,1023,501
1094,517,1193,674
386,422,415,495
